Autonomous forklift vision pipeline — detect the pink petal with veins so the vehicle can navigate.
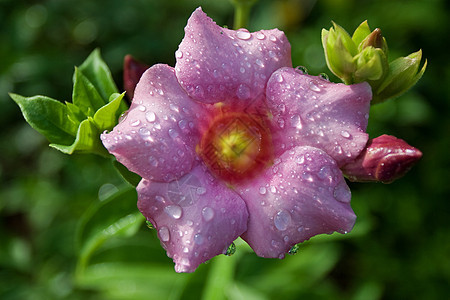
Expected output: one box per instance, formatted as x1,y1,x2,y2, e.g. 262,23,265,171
266,67,372,166
237,146,355,258
101,64,202,182
137,164,248,272
175,7,292,104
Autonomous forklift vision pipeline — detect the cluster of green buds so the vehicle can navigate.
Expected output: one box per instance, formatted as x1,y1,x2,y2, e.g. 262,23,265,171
322,21,427,104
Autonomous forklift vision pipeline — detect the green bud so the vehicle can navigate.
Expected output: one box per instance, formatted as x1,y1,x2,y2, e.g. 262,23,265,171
373,50,427,104
322,21,426,104
321,23,357,84
353,46,386,82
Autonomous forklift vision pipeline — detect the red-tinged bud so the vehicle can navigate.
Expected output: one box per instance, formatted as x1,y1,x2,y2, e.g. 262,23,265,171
342,134,422,183
123,55,149,101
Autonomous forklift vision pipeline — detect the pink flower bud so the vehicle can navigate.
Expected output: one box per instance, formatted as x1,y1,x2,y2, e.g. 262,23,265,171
342,134,422,183
123,55,149,101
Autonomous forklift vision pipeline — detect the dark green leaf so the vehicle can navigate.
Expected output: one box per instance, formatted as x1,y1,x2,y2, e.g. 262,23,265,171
10,93,78,145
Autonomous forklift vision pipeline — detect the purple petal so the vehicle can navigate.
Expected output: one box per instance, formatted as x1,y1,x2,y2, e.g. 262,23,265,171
137,164,249,272
266,67,372,166
101,64,202,182
237,146,356,259
175,7,292,104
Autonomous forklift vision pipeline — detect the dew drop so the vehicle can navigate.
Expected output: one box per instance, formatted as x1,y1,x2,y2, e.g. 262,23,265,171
169,103,179,112
155,195,165,202
269,35,277,42
275,73,284,83
340,130,351,139
130,119,140,127
255,32,265,40
202,207,214,222
158,227,170,242
194,233,204,245
236,29,251,40
119,110,129,123
164,205,182,219
175,50,183,59
236,83,251,100
294,66,308,74
319,73,329,81
168,128,179,139
255,58,265,68
270,185,277,194
137,105,146,112
196,187,206,195
274,210,291,231
259,186,267,195
146,111,156,123
290,114,302,129
239,67,246,74
309,80,321,92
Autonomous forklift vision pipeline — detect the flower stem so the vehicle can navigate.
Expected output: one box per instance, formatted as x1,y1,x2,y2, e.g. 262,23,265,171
231,0,257,29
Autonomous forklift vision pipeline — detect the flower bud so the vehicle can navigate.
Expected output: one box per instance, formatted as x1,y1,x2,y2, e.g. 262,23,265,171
123,55,149,101
322,21,426,103
342,134,422,183
372,50,427,104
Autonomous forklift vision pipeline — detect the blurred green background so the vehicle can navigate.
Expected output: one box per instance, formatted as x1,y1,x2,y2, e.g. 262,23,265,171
1,0,449,299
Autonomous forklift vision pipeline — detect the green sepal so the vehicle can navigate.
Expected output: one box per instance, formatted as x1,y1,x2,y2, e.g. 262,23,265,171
373,50,427,104
73,67,107,117
10,93,78,145
50,117,108,157
93,92,126,131
353,47,386,82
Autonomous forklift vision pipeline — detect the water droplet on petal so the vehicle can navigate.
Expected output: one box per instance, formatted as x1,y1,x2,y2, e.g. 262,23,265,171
119,110,129,123
168,128,179,139
290,114,302,129
164,205,182,219
319,73,329,81
175,50,183,59
196,187,206,195
309,80,321,92
158,227,170,242
255,58,265,68
236,83,251,100
137,105,146,112
340,130,351,139
295,66,308,74
259,186,267,195
269,35,277,42
146,111,156,123
334,184,351,203
275,73,284,83
202,207,214,222
274,210,291,231
255,32,265,40
236,29,251,40
130,119,140,127
194,233,204,245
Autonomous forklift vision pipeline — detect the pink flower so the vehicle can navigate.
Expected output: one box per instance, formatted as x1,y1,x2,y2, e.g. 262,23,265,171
101,8,372,272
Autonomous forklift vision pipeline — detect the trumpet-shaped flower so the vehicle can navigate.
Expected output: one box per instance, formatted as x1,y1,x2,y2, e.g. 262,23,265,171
101,8,372,272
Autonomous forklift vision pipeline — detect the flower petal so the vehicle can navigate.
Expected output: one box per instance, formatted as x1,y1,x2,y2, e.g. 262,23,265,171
101,64,201,182
175,7,292,104
266,67,372,166
237,146,356,259
137,164,249,273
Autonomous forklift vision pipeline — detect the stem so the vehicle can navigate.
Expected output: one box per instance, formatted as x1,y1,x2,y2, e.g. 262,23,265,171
231,0,257,29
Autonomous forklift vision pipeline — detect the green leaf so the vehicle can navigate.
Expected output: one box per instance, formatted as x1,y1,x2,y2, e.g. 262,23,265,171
72,67,107,117
93,92,127,130
78,49,119,101
112,159,142,187
10,93,78,145
50,117,108,156
352,20,372,46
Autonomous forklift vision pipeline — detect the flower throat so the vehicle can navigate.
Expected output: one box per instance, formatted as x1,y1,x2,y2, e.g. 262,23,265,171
198,105,274,185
